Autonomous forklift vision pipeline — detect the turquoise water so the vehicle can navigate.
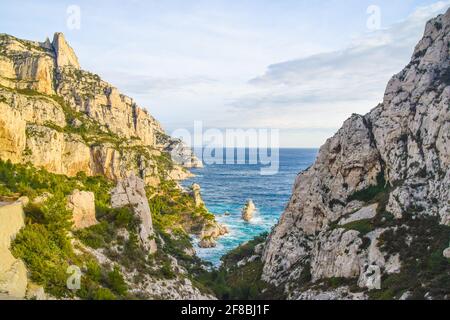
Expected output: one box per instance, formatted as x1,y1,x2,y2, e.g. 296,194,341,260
181,148,318,266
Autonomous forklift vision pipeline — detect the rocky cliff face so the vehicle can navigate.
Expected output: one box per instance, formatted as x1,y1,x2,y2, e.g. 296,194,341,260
262,10,450,299
0,32,201,185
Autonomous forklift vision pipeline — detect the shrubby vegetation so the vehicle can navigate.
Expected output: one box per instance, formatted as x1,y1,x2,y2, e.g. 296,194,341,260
0,160,131,299
148,178,214,234
348,172,388,203
369,214,450,300
195,233,285,300
0,159,215,298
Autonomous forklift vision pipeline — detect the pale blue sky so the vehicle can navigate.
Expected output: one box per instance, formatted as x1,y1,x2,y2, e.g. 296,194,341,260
1,0,449,147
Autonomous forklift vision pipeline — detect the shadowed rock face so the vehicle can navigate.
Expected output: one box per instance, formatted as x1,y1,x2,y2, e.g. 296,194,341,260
262,9,450,294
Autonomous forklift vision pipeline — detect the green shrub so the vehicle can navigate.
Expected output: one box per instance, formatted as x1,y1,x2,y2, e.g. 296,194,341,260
11,223,73,297
341,219,374,235
107,266,128,296
195,233,285,300
93,288,117,300
348,173,387,203
222,233,268,268
76,222,112,249
160,261,176,279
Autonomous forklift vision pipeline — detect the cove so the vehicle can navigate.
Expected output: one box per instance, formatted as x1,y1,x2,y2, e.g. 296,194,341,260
182,148,318,265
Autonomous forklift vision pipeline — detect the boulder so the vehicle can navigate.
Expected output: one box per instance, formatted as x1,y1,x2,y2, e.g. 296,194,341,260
190,184,205,208
199,222,229,249
242,200,256,222
67,190,98,230
199,237,217,249
25,283,48,300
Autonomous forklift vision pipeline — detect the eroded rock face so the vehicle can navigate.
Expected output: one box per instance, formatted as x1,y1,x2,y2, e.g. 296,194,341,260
0,34,56,95
199,222,229,248
67,190,98,230
0,202,27,299
262,9,450,296
111,174,157,254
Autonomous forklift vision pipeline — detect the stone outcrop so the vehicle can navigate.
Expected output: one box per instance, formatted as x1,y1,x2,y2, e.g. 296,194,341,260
67,190,98,230
190,184,205,208
0,202,27,299
52,33,80,69
199,222,229,248
242,200,256,222
262,9,450,297
187,184,229,248
0,32,197,185
111,174,157,254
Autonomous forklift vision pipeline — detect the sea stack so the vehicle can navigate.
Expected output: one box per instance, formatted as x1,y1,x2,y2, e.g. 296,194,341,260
242,200,256,222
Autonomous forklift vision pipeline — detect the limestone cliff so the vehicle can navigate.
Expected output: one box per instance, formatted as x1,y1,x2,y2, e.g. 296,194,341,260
0,32,201,185
261,10,450,299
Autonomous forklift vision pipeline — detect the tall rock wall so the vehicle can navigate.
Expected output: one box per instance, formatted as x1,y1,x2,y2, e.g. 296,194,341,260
0,32,201,184
262,9,450,297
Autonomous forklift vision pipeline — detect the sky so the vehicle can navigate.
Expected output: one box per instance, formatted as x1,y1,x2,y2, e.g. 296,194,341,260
1,0,449,147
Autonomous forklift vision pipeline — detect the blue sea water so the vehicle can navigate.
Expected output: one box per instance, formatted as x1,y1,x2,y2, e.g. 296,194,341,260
181,148,318,266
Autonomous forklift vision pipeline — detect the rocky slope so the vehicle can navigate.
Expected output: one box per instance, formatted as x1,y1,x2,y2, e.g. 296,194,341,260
0,32,199,185
259,9,450,299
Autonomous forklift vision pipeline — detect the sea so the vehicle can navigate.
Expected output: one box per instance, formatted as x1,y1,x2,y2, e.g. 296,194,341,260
181,148,318,266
